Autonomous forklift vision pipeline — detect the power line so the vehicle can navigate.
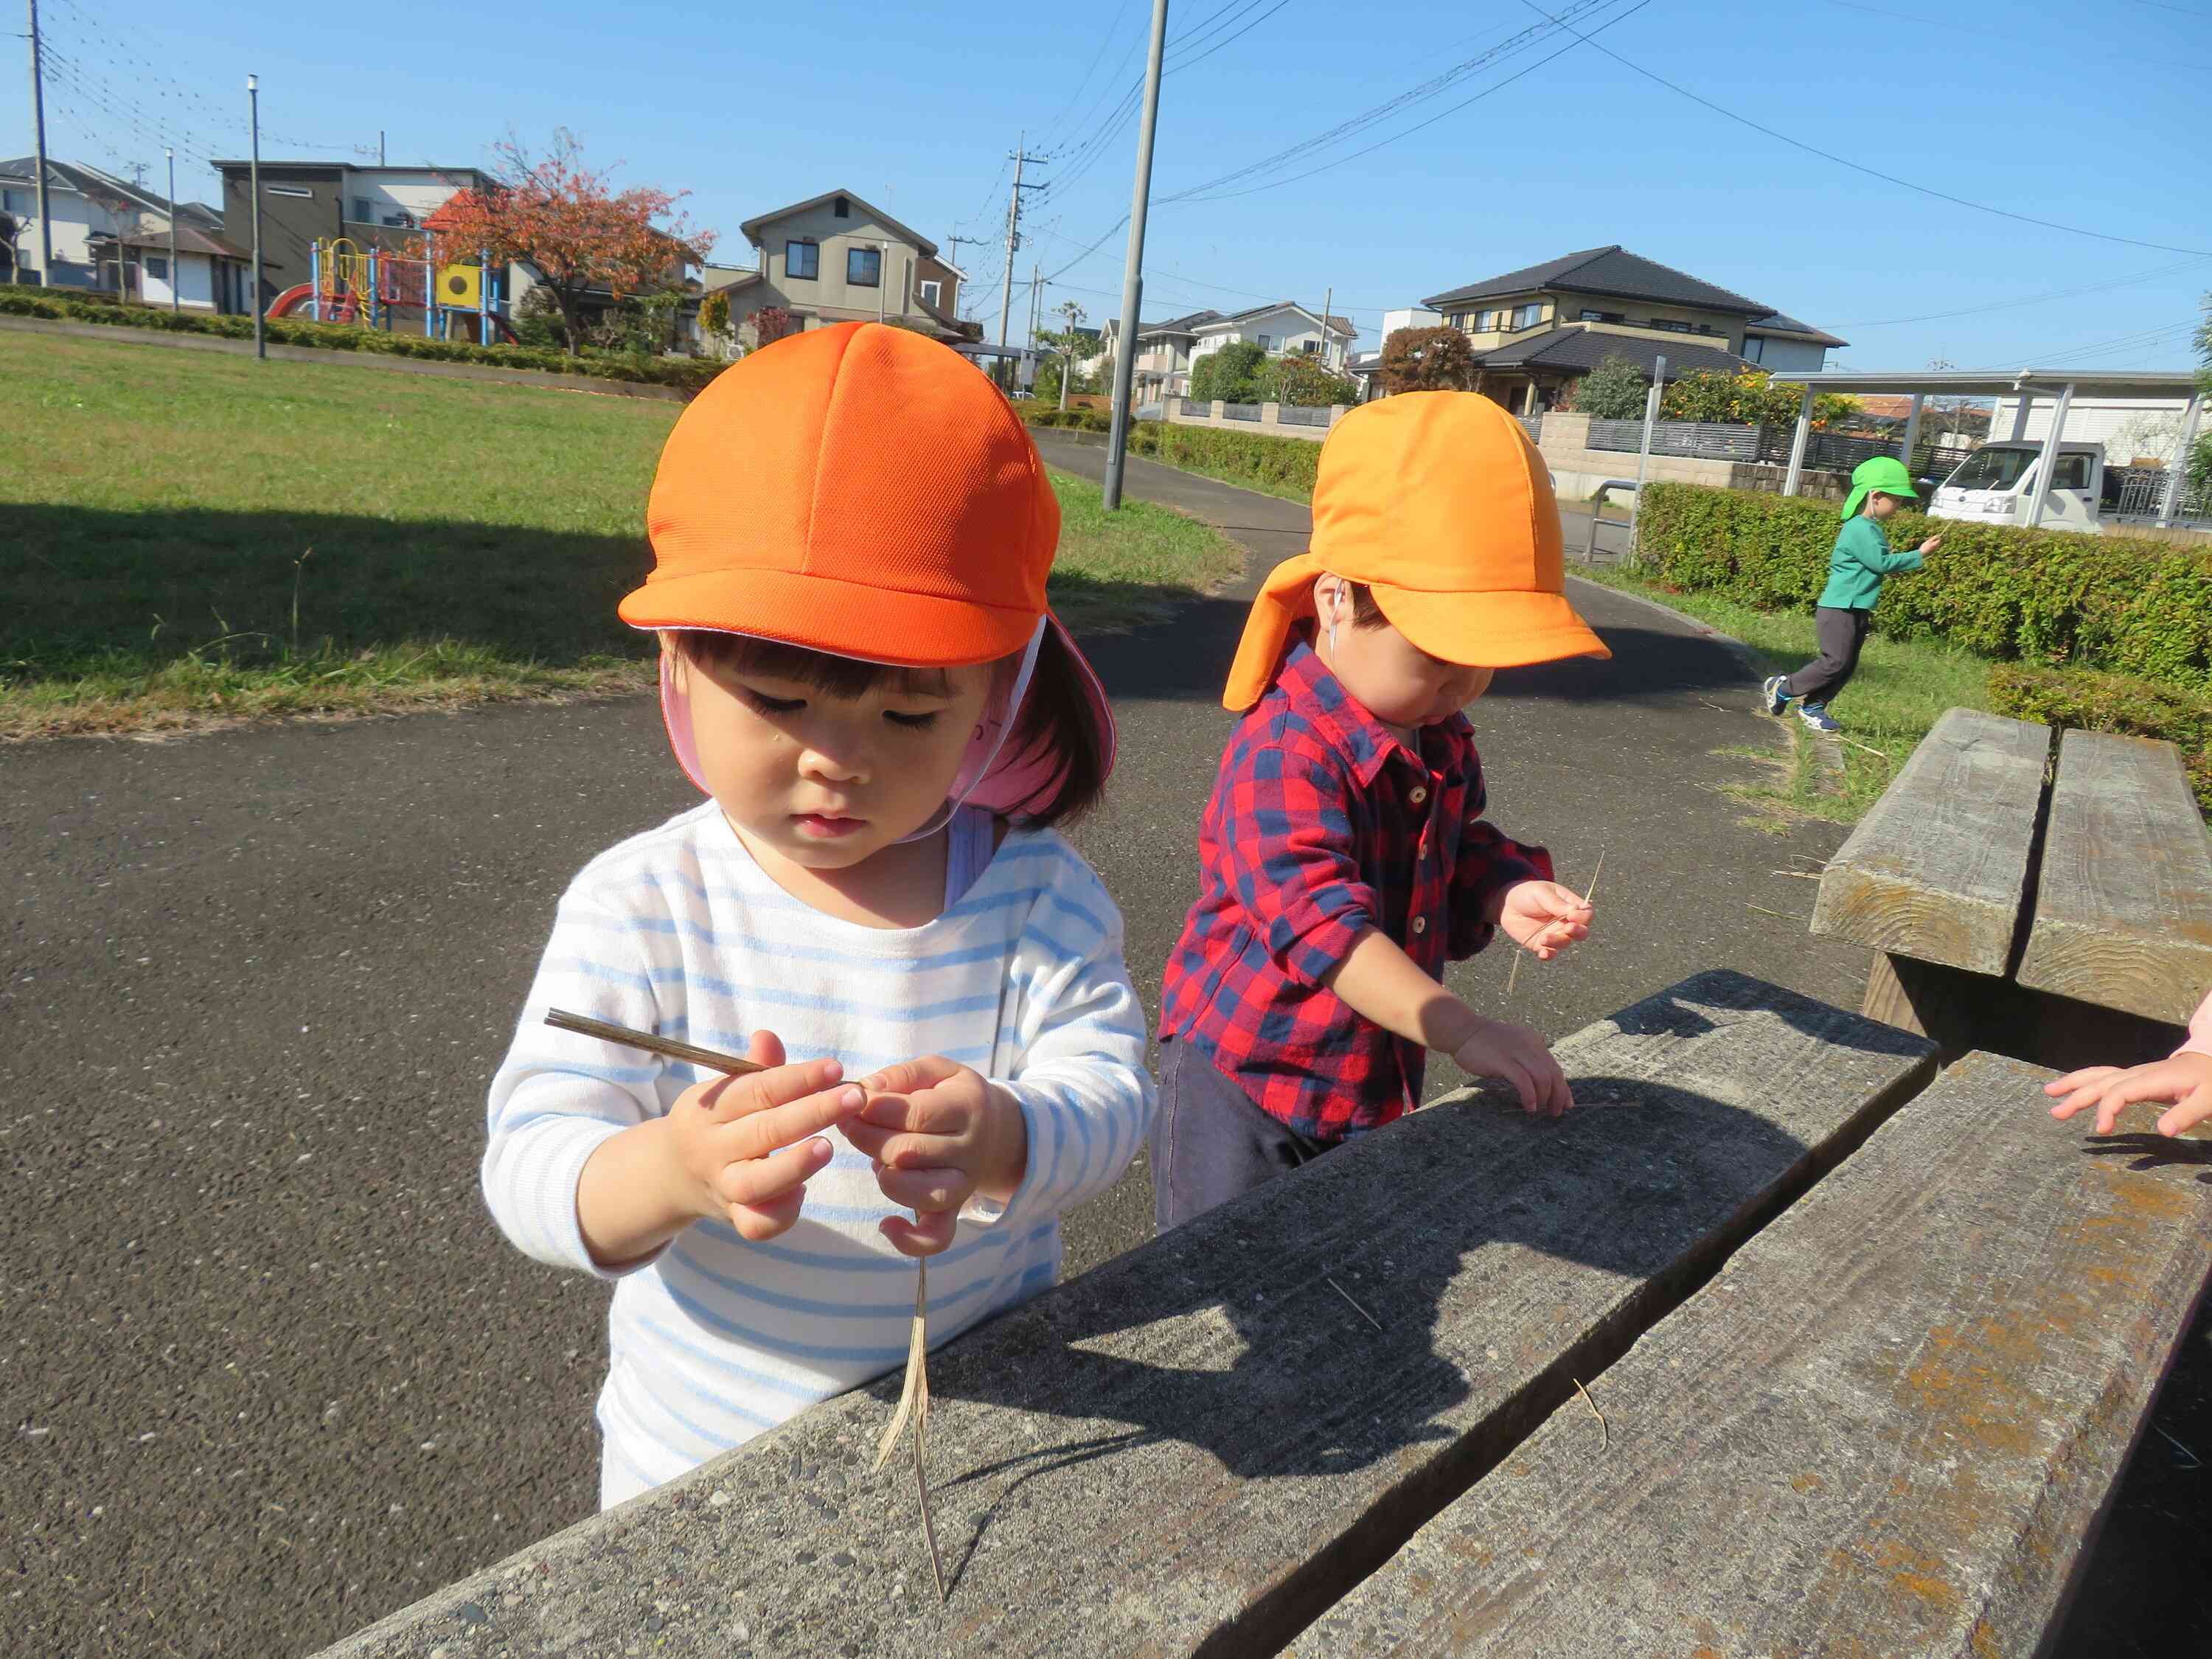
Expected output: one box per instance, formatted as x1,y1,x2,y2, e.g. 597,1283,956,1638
1514,0,2212,258
1961,316,2202,372
1037,0,1139,154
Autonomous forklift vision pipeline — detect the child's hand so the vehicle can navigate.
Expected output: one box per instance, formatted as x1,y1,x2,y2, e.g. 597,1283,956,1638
843,1057,1030,1257
664,1035,860,1241
1498,880,1594,961
1919,535,1943,555
2047,1052,2212,1138
1454,1018,1573,1117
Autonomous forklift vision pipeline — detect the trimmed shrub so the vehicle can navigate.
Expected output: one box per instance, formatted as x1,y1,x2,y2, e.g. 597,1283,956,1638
1635,481,2212,690
1021,410,1326,495
1988,663,2212,815
0,284,722,394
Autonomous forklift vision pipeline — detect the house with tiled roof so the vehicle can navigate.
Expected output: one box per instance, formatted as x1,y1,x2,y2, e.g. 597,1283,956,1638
1127,300,1357,400
1,156,254,310
710,189,977,348
1382,246,1846,412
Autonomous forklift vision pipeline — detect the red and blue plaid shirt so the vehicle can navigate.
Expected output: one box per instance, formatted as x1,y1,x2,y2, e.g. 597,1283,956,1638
1161,639,1552,1140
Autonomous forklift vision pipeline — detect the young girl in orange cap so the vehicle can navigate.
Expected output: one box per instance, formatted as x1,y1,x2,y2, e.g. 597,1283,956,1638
482,322,1152,1508
1155,390,1609,1229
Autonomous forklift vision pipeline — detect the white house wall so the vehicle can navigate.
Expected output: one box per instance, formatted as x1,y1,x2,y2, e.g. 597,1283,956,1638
139,249,217,309
1989,394,2198,465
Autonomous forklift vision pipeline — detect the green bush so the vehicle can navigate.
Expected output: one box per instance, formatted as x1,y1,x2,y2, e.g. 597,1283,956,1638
1189,341,1267,405
0,283,721,394
1988,662,2212,815
1635,481,2212,691
1021,409,1326,494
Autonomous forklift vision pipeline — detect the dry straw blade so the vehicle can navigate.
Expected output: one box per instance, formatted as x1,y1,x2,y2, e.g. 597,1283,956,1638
874,1261,946,1604
543,1009,769,1076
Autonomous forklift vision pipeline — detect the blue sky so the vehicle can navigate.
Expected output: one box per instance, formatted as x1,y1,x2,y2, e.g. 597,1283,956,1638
13,0,2211,370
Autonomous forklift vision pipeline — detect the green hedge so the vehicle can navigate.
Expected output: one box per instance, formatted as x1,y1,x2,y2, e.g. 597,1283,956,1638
1989,663,2212,815
1026,408,1326,495
1635,481,2212,691
0,284,722,394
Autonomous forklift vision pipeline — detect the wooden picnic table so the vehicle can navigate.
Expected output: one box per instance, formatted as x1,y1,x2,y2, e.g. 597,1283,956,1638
1811,706,2212,1069
310,969,2212,1659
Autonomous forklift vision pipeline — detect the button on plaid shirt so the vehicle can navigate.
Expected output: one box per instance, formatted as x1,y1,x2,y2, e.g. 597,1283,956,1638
1161,641,1551,1139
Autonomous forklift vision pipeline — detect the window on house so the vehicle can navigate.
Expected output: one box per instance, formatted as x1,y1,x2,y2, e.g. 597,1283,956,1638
1449,312,1467,330
1256,334,1273,351
381,210,414,229
268,184,313,198
1,188,25,216
145,255,169,281
919,279,941,307
1510,302,1545,329
847,246,881,286
786,240,818,280
834,196,849,219
1649,319,1694,333
1742,335,1765,364
1579,309,1624,324
1301,339,1321,354
352,196,371,222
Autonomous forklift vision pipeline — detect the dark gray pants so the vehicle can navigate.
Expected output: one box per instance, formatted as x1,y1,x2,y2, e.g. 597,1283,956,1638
1782,606,1871,706
1149,1035,1338,1233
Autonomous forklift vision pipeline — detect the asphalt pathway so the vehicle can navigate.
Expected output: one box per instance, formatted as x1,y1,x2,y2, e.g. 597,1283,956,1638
3,431,2191,1655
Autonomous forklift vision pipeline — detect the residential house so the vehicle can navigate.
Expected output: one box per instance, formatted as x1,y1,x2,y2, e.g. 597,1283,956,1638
1413,246,1848,414
1129,300,1358,400
712,189,977,347
1,156,253,310
209,159,498,311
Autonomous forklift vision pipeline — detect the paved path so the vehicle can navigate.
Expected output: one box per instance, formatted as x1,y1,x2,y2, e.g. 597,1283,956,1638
2,433,2191,1655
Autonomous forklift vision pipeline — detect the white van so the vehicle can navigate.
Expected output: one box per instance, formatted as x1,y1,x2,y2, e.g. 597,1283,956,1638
1930,441,2106,535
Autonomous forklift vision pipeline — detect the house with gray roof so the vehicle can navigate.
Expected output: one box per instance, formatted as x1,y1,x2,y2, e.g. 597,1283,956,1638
1,156,253,310
709,189,977,349
1386,246,1846,411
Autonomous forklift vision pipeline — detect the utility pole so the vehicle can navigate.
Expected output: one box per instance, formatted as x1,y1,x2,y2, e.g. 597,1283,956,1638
166,147,178,312
946,231,989,320
378,129,386,167
26,0,53,285
248,73,265,359
1318,285,1333,369
1103,0,1169,512
996,133,1048,355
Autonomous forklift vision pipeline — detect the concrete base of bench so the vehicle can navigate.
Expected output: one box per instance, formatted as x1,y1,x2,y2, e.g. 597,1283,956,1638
312,971,1934,1659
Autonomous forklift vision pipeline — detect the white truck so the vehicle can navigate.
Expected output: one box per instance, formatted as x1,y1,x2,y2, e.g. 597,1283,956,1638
1928,440,2107,535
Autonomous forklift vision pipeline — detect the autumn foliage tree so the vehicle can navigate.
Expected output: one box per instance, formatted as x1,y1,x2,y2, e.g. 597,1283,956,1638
1381,325,1475,394
426,130,714,355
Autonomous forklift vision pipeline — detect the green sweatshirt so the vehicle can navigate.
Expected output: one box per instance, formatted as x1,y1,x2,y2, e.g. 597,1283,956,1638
1816,514,1923,611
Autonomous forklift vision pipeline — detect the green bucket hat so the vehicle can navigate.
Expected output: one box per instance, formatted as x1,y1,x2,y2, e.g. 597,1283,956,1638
1841,454,1918,521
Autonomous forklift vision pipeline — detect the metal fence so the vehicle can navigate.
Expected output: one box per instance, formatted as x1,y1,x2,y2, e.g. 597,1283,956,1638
1276,404,1332,427
1222,402,1262,422
1582,418,1974,479
1517,414,1543,444
1180,397,1208,418
2110,465,2212,523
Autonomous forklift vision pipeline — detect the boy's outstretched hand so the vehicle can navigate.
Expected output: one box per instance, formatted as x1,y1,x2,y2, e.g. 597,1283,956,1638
1454,1018,1573,1118
2047,1052,2212,1138
844,1057,1030,1258
1496,879,1594,962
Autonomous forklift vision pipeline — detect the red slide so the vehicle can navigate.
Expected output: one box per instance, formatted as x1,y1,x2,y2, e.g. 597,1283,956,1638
265,282,317,319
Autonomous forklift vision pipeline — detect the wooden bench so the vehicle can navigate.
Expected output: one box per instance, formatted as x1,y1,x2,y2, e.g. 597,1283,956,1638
1293,1048,2212,1657
315,971,1936,1659
1812,706,2212,1069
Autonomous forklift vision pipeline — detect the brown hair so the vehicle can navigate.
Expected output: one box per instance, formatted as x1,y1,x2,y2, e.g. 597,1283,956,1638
1343,581,1390,627
669,628,1107,827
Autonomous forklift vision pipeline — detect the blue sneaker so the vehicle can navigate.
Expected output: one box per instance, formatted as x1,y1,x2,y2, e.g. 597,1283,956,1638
1761,675,1792,716
1798,703,1840,733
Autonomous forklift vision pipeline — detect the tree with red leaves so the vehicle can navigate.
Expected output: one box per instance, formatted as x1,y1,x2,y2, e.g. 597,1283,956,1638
427,130,714,355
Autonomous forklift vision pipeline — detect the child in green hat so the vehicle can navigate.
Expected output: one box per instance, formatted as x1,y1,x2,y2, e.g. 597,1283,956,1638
1763,455,1941,733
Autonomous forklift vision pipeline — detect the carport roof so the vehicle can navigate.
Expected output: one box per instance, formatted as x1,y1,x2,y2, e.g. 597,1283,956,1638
1770,369,2201,400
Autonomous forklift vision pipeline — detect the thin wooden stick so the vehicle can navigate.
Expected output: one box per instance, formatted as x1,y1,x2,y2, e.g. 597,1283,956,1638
1580,849,1606,908
1505,849,1604,1002
1573,1376,1609,1448
543,1009,768,1076
1326,1275,1383,1331
1747,903,1806,922
874,1261,945,1604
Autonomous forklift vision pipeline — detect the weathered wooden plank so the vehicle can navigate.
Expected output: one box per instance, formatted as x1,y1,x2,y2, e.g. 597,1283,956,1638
2017,726,2212,1026
1295,1050,2212,1658
1810,706,2051,975
313,972,1934,1659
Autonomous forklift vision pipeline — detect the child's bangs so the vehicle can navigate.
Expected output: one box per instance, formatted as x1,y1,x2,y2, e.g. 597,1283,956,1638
673,630,958,700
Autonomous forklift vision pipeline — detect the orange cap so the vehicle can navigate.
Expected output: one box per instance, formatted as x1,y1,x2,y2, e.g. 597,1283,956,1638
1221,391,1608,711
622,321,1059,665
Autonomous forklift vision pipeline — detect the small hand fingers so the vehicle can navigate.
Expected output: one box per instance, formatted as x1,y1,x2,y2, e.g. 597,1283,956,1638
880,1211,958,1258
1540,1056,1573,1117
726,1083,866,1162
746,1029,787,1070
2158,1083,2212,1139
875,1164,973,1214
856,1085,971,1138
2046,1065,2121,1098
860,1054,961,1096
728,1187,807,1242
702,1057,844,1123
716,1134,835,1210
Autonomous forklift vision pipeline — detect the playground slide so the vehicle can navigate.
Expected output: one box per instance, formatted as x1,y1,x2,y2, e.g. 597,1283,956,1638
265,282,318,320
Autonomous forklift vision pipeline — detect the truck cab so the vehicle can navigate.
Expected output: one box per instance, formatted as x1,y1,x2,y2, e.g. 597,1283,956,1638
1930,441,2105,535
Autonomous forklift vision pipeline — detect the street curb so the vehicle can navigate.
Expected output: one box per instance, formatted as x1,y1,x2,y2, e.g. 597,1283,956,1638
1565,573,1763,684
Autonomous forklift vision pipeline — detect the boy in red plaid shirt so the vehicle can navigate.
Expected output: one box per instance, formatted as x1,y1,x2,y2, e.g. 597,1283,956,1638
1153,391,1610,1230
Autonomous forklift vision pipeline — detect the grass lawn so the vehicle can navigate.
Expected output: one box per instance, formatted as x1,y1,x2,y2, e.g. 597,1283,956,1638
2,332,1240,739
1576,562,1996,824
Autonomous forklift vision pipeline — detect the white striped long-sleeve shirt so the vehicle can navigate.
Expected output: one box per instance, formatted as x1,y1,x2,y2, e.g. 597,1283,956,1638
483,802,1154,1508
